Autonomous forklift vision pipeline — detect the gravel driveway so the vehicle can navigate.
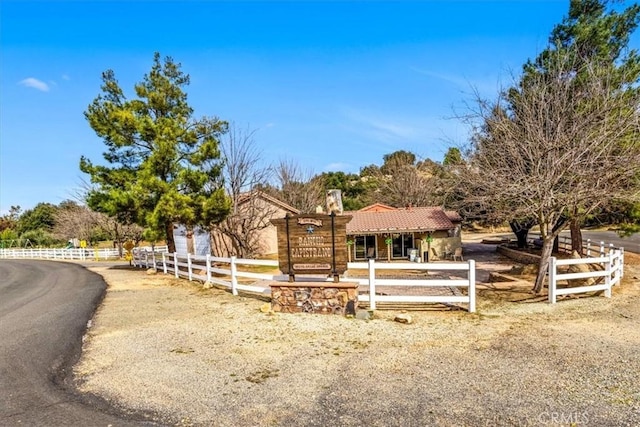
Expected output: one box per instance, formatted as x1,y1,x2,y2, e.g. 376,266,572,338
74,243,640,426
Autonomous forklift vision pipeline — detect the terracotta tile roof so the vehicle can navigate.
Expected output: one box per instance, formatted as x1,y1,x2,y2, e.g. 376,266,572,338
344,206,455,234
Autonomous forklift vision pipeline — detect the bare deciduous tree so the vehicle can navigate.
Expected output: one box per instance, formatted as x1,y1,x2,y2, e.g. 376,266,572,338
53,202,102,244
271,158,324,213
376,163,442,208
69,183,144,255
457,48,640,293
54,201,144,254
209,124,278,257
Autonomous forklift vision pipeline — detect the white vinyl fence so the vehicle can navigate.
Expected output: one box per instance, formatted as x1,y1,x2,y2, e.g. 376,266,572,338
347,259,476,312
0,245,168,261
134,250,279,296
134,249,477,312
548,249,623,304
554,235,623,260
530,234,625,272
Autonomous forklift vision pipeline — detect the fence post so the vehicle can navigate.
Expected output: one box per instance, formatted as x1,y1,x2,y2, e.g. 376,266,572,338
605,251,613,298
162,252,167,274
206,254,212,283
600,241,605,258
548,256,557,304
174,252,179,278
586,239,591,257
231,256,238,296
612,250,621,287
620,247,624,278
368,259,376,310
152,250,157,270
187,253,193,281
468,260,476,313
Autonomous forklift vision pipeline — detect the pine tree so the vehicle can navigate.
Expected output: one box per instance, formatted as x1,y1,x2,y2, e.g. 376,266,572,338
81,53,230,252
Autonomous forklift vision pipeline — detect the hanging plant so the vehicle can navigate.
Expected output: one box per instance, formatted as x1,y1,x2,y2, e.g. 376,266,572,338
385,237,393,246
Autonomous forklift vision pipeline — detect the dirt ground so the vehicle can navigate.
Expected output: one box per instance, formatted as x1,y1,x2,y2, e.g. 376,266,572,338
75,236,640,426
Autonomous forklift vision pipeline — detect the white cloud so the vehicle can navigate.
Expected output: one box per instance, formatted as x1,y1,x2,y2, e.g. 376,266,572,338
336,105,469,164
409,66,502,97
18,77,50,92
340,107,417,143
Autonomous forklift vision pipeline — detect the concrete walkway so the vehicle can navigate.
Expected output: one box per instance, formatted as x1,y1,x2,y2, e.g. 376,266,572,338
461,241,519,283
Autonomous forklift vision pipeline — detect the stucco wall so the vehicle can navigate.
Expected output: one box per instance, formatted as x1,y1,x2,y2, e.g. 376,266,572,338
419,236,462,261
210,198,295,257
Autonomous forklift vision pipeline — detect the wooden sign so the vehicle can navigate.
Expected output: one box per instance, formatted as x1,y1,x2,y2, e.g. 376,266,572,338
270,213,352,281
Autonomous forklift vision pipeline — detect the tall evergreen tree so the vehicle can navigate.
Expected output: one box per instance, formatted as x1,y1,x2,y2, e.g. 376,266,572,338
81,53,230,252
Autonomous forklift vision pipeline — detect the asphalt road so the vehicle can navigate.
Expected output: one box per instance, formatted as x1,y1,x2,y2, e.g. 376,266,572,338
482,230,640,254
570,229,640,254
0,260,159,426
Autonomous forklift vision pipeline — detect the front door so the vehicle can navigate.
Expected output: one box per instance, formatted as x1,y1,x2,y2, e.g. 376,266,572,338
391,233,414,259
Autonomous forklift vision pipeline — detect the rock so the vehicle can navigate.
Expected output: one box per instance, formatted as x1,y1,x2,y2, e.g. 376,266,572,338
336,291,348,305
394,313,412,324
567,251,595,286
146,268,157,275
356,310,374,321
260,303,272,313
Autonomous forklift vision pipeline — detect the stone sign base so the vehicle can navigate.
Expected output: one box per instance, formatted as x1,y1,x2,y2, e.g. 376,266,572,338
270,281,358,315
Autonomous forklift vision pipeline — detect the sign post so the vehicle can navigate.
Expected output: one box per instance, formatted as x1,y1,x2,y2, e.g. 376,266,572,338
271,212,352,282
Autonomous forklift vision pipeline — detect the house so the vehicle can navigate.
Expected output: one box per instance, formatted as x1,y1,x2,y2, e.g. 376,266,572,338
211,193,463,261
344,203,462,262
210,191,300,258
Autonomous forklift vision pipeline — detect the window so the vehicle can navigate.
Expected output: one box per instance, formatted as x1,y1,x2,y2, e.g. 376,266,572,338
354,235,377,260
392,233,414,259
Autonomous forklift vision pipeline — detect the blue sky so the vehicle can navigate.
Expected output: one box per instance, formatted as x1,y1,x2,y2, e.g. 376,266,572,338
2,1,637,215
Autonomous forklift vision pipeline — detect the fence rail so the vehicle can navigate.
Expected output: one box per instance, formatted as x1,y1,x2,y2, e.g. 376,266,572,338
134,250,282,296
530,233,624,258
0,245,168,261
134,250,476,312
548,250,623,304
346,259,476,312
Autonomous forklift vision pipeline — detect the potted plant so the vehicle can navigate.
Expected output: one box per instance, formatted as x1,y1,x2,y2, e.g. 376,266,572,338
424,233,433,262
384,236,393,261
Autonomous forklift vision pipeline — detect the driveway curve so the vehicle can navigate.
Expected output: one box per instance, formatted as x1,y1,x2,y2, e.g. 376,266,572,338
0,260,159,426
